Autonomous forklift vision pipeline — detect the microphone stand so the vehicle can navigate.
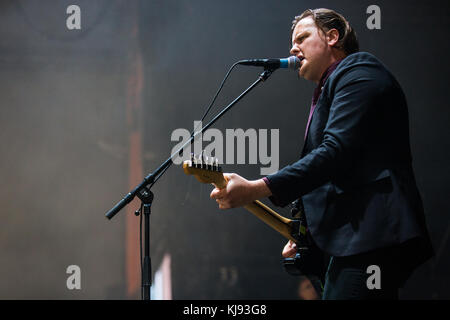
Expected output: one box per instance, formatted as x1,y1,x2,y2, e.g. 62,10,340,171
105,67,275,300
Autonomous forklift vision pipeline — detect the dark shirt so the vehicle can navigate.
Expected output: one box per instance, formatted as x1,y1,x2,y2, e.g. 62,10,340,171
304,59,343,140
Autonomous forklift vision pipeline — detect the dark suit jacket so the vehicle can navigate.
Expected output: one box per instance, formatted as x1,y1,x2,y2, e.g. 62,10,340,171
266,52,433,270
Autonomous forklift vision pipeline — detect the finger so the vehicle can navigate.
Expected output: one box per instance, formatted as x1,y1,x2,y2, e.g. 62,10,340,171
210,188,222,199
217,200,230,210
284,240,294,250
282,241,297,258
282,247,297,258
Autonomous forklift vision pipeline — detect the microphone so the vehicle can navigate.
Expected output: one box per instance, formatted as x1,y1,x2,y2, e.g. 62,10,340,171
238,56,301,70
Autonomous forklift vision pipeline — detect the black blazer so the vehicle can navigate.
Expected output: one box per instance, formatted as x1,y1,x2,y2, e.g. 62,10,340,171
266,52,433,268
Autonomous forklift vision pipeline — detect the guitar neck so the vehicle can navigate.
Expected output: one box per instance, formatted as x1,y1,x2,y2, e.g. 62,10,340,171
215,174,297,243
182,160,298,243
244,200,298,243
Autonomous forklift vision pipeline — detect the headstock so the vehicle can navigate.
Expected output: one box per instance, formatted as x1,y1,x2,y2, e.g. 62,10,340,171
182,153,225,186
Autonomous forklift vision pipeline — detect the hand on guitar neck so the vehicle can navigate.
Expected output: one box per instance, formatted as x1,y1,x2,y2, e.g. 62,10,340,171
209,173,272,209
182,154,300,244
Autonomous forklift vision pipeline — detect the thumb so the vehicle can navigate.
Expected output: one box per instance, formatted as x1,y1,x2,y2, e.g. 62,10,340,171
210,187,221,199
222,173,232,182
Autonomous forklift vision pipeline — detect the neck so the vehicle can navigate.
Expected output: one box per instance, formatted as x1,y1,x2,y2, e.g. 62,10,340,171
314,50,346,84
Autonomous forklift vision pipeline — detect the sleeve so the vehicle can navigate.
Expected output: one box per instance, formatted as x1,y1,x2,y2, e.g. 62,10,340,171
265,67,385,207
262,176,283,206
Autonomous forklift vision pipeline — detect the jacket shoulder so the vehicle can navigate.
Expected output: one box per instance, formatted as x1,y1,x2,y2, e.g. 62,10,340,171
338,52,385,70
327,52,394,91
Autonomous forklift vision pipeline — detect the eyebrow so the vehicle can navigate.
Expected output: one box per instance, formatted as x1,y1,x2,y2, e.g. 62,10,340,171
292,31,309,44
296,32,309,40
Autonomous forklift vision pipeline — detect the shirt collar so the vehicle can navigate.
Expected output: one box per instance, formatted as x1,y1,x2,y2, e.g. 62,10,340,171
312,59,343,104
319,59,343,88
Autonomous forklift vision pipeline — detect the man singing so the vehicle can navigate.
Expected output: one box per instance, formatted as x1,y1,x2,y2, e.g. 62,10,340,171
210,8,433,299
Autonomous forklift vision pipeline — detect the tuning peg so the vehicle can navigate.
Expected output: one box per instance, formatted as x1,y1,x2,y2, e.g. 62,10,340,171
215,158,222,172
192,154,198,167
210,158,214,170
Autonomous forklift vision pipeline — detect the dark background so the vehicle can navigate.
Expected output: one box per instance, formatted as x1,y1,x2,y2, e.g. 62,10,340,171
0,0,448,299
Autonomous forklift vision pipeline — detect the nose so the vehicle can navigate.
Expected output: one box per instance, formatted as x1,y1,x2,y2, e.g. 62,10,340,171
290,44,302,58
290,45,298,56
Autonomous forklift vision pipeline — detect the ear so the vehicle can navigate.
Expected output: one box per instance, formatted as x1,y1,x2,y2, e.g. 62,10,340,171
326,28,340,47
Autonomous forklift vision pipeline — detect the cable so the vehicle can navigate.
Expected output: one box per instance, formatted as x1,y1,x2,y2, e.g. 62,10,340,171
190,61,241,142
147,60,242,189
138,61,242,300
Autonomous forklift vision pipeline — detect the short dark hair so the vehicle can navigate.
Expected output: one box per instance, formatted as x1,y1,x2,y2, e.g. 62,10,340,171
291,8,359,55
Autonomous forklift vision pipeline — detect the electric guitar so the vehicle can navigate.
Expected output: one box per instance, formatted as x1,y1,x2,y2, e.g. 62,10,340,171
182,153,327,287
182,154,304,244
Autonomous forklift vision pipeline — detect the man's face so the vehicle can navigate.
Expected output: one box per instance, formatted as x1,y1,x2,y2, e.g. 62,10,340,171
290,17,332,83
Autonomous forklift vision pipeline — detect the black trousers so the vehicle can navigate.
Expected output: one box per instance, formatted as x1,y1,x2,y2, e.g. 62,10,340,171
322,245,412,300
